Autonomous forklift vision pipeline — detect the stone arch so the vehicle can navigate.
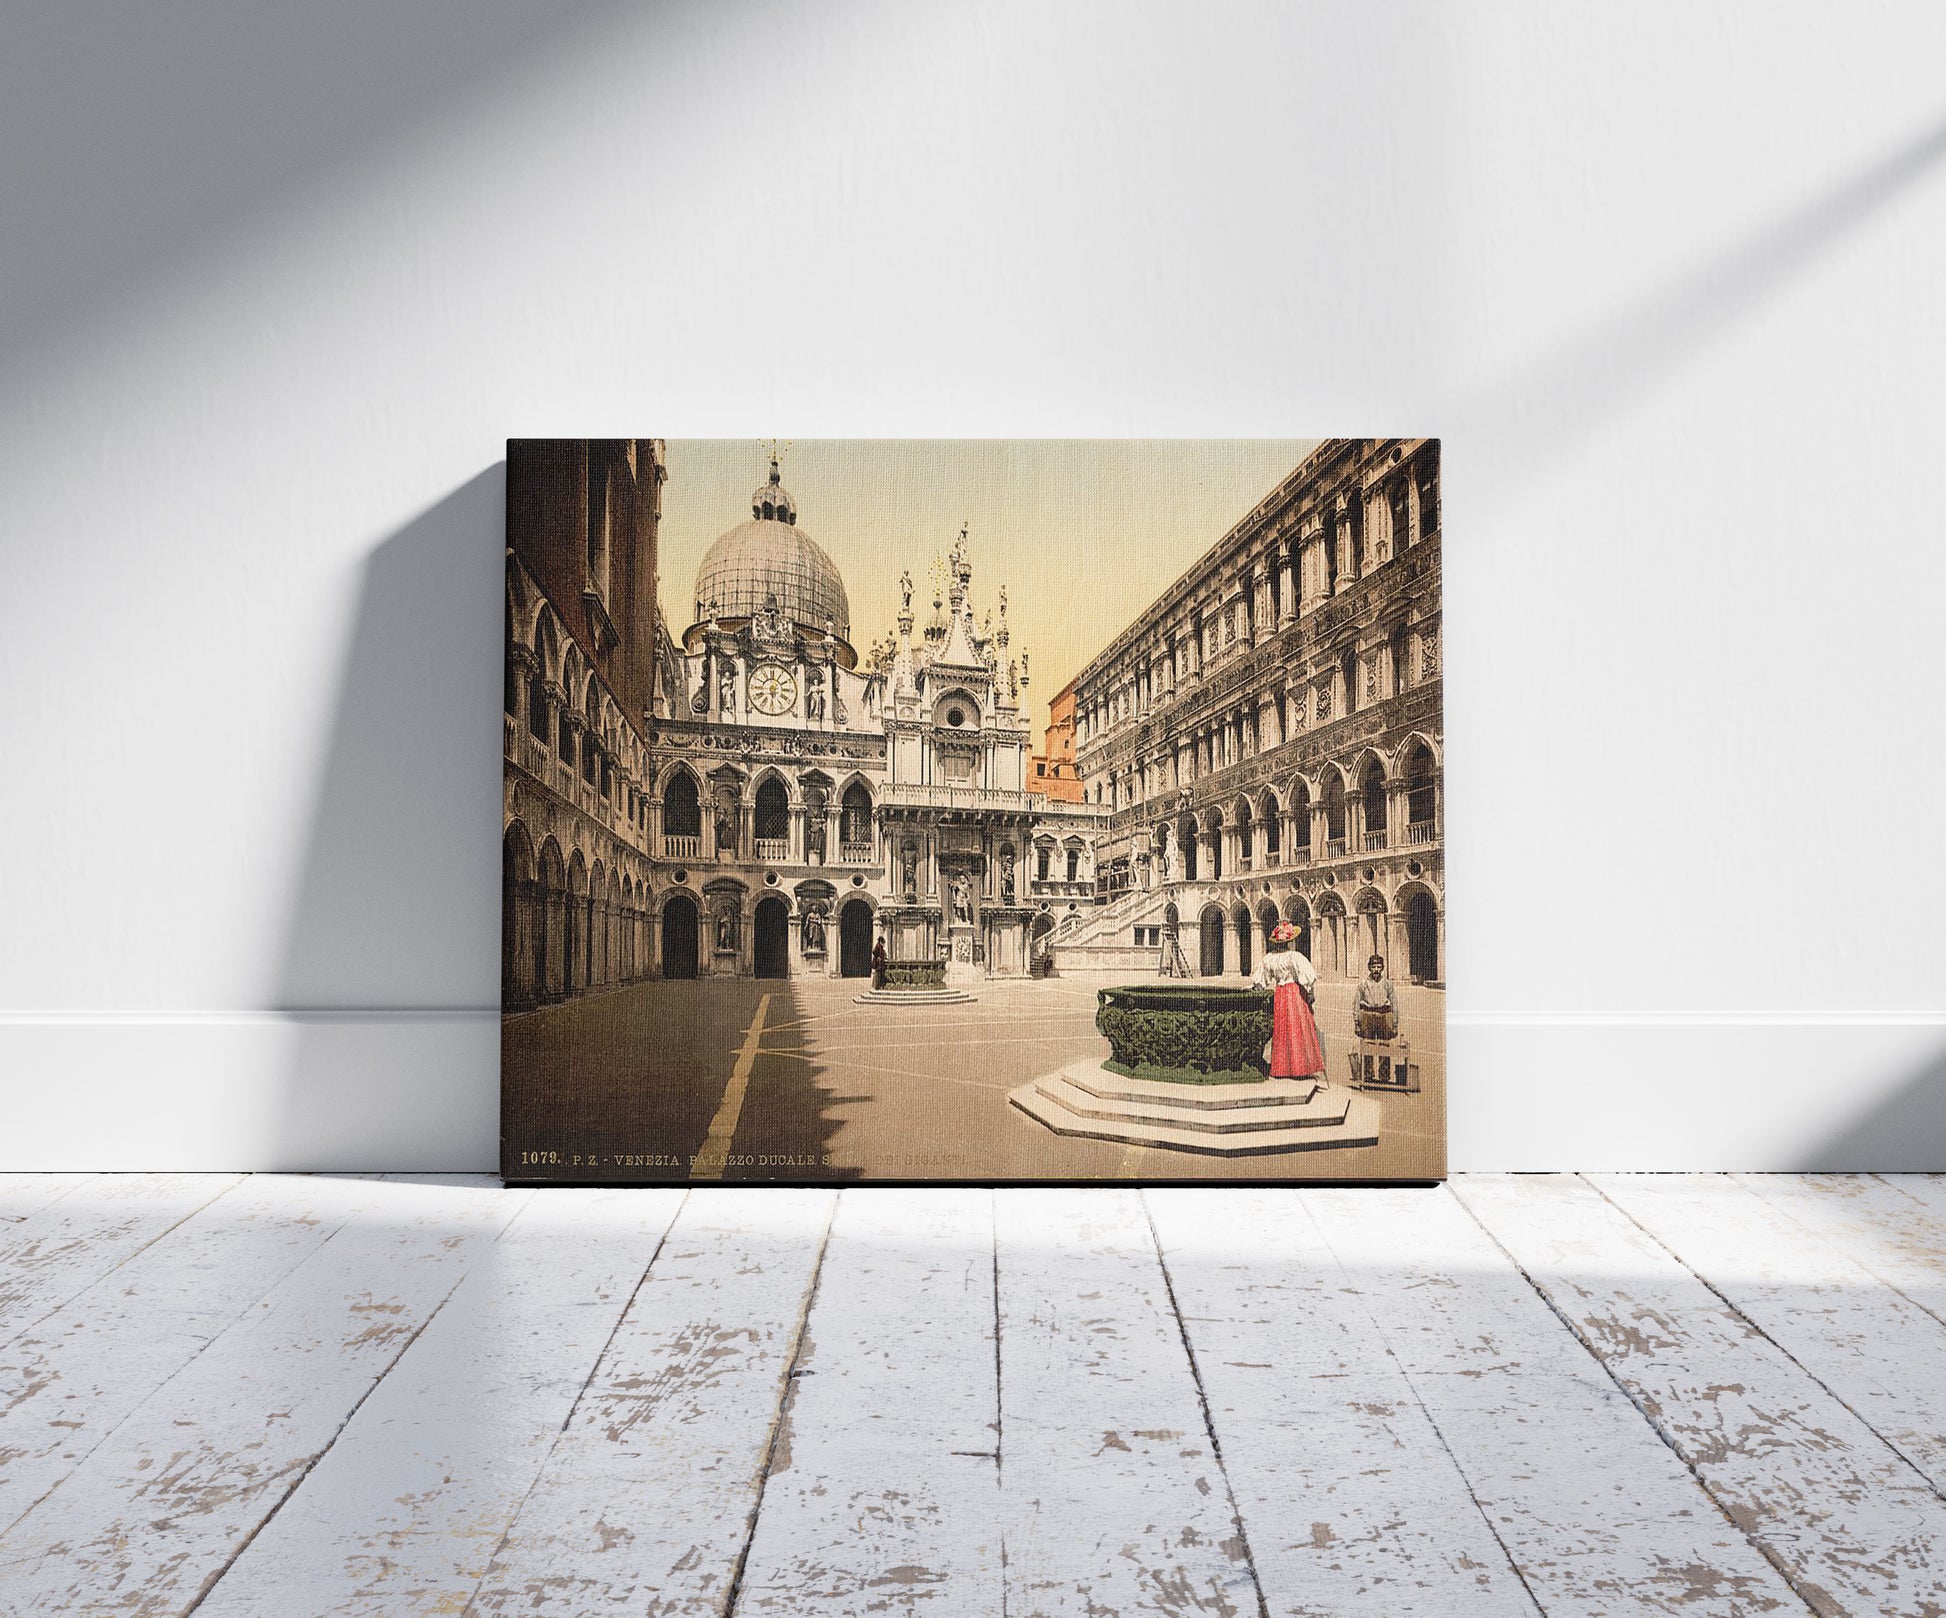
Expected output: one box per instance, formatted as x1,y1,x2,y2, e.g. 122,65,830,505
536,837,567,1000
1312,889,1349,977
1353,885,1390,973
753,773,791,845
590,859,609,988
502,820,538,1008
932,687,981,731
662,766,703,842
1282,893,1314,957
661,889,700,979
840,777,874,854
1398,735,1439,840
1357,754,1388,844
1395,879,1442,984
1258,786,1283,860
1319,766,1348,851
565,850,589,992
838,894,876,977
1198,902,1227,977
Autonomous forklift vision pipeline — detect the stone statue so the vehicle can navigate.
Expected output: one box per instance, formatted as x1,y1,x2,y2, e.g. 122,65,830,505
802,906,825,953
950,873,971,924
901,846,917,897
719,664,737,716
1000,850,1016,905
714,808,735,855
807,811,827,862
900,570,913,613
807,681,825,721
716,909,735,952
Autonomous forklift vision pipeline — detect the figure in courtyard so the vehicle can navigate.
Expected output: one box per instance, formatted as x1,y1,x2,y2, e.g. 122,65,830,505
1255,921,1325,1081
871,936,888,989
1354,954,1398,1041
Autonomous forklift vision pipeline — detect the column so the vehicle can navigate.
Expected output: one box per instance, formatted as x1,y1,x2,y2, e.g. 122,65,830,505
1278,552,1297,623
1388,910,1414,984
789,805,805,863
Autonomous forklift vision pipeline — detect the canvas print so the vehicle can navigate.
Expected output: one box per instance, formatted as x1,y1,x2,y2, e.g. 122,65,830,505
502,440,1444,1183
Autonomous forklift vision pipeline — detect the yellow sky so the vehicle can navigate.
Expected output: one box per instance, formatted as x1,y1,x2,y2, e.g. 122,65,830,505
656,440,1320,735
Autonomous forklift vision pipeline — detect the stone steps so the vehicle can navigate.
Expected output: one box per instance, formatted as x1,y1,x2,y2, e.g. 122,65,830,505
1059,1064,1322,1111
851,987,979,1006
1009,1059,1381,1157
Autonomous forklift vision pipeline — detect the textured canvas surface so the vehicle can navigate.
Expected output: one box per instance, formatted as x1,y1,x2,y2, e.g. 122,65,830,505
501,440,1444,1183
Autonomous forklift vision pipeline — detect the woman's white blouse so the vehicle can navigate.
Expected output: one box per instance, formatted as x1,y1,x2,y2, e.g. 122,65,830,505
1255,949,1318,991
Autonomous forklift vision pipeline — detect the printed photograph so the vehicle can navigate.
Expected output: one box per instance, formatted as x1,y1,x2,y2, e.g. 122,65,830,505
502,440,1444,1183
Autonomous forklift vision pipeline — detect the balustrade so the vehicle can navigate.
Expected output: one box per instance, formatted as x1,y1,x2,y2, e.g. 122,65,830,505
841,840,875,865
1363,829,1388,851
1325,836,1348,858
663,834,701,860
755,837,789,862
1406,820,1436,845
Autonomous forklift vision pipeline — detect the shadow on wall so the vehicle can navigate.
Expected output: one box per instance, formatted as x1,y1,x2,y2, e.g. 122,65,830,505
273,466,506,1171
1454,110,1946,517
0,2,633,378
1796,1040,1946,1173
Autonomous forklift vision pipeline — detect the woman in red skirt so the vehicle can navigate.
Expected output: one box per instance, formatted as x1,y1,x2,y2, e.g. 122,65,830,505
1256,921,1326,1081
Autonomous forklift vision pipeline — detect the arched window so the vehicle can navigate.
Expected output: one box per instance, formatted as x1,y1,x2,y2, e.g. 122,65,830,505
1291,783,1312,856
1066,847,1081,883
528,668,548,740
1037,843,1052,882
663,773,700,838
1404,742,1437,840
1361,759,1387,846
1262,794,1281,857
754,778,789,842
1389,479,1409,553
841,782,873,848
1322,773,1347,854
1416,450,1439,538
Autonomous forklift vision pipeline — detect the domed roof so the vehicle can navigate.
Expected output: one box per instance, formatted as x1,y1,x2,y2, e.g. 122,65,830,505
691,459,850,644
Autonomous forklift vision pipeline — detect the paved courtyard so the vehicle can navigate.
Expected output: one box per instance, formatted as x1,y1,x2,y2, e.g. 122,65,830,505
505,974,1444,1182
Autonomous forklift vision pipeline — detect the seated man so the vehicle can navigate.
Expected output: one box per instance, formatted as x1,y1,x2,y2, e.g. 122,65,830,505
1353,954,1399,1041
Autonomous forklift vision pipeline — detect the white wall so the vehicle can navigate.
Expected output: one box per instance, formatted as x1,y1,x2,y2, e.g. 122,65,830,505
4,0,1943,1171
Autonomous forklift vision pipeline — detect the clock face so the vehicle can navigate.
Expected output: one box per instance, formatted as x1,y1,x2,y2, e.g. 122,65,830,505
748,664,797,716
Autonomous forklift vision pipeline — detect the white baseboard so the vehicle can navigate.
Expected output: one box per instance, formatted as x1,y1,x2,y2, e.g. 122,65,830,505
1,1013,1941,1173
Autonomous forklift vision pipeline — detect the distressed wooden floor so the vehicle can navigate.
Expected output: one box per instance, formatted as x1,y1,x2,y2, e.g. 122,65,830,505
2,1176,1944,1616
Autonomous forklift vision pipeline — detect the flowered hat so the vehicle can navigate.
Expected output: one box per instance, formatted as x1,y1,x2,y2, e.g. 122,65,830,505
1270,921,1299,943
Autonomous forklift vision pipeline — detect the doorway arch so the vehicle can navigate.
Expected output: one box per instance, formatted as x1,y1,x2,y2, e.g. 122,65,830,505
1232,903,1253,978
754,895,790,978
662,892,699,980
1198,903,1226,976
1405,890,1440,983
839,899,873,977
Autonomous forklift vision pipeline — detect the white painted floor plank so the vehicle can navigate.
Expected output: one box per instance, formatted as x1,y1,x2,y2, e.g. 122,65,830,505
0,1175,526,1616
191,1186,687,1618
1459,1174,1946,1618
464,1187,836,1616
1734,1175,1946,1323
1306,1186,1806,1616
734,1188,1003,1616
0,1174,95,1223
0,1173,245,1348
1146,1187,1540,1617
0,1175,405,1536
1594,1173,1946,1499
996,1188,1260,1618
